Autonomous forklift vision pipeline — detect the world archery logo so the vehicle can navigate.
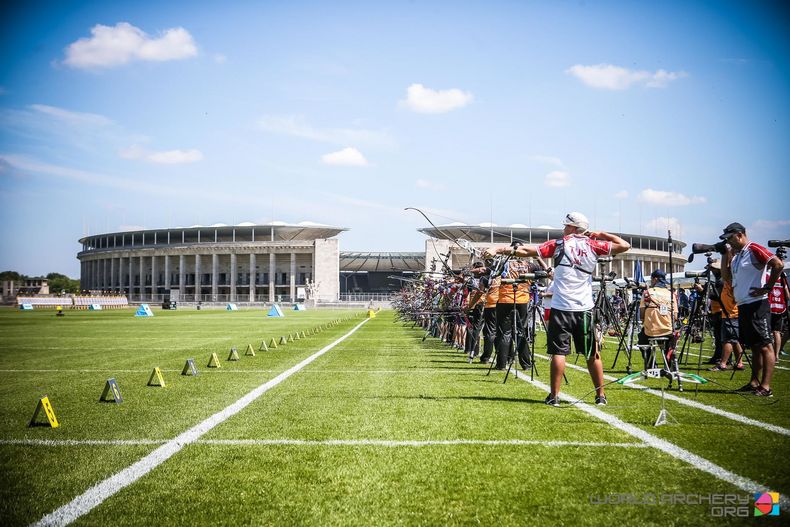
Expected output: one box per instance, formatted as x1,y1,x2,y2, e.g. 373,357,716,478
754,492,780,517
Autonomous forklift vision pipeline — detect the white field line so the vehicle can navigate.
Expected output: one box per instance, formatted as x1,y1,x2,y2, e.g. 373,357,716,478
0,369,477,375
511,371,790,509
534,353,790,437
0,369,189,373
30,318,370,527
0,438,647,448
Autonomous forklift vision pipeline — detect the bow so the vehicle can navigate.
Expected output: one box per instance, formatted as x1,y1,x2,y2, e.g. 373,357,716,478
405,207,481,258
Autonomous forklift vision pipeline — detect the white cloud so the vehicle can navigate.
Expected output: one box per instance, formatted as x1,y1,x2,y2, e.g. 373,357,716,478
639,188,706,206
147,149,203,164
544,171,570,188
645,216,683,236
321,147,368,167
29,104,113,126
531,155,565,168
614,190,629,199
0,154,259,206
258,115,394,148
566,64,687,90
400,83,473,114
213,53,227,64
119,145,203,164
415,179,446,192
63,22,198,69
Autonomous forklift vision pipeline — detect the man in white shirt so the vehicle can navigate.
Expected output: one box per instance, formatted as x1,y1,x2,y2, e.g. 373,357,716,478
486,212,630,406
720,222,783,397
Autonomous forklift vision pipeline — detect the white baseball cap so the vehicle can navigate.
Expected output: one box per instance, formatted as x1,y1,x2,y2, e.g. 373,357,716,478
562,211,589,231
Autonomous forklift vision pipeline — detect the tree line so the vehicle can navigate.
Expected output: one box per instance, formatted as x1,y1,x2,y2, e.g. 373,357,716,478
0,271,81,294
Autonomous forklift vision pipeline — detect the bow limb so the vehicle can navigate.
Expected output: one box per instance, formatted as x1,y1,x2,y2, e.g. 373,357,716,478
405,207,477,256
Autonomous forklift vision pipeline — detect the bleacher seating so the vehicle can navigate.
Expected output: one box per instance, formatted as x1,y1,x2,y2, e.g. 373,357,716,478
15,296,69,308
16,295,129,309
72,296,129,309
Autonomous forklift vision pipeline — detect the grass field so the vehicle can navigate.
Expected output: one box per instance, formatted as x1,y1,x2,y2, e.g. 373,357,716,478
0,307,788,526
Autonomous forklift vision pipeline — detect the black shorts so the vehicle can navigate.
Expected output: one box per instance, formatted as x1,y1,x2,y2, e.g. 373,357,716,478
737,299,772,348
720,317,739,344
771,312,787,333
547,308,594,358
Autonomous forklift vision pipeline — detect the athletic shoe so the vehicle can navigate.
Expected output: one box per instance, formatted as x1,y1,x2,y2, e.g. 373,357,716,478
520,361,533,370
595,395,608,406
480,358,492,364
734,364,745,371
780,350,789,357
736,383,759,392
708,364,729,372
753,387,774,397
544,394,560,407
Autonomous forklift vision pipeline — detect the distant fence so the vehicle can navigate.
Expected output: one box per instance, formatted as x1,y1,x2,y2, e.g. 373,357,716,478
339,293,394,302
16,295,129,309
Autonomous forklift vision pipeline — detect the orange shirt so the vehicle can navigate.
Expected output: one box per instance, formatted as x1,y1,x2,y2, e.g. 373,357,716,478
718,281,738,319
497,260,536,304
485,277,501,308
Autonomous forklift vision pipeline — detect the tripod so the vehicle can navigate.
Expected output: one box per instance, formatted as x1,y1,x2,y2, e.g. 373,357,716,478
611,287,643,373
577,262,622,365
524,283,548,381
501,279,538,383
677,274,711,366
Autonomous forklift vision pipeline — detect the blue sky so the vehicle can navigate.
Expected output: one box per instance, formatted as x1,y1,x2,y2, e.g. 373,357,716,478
1,0,788,277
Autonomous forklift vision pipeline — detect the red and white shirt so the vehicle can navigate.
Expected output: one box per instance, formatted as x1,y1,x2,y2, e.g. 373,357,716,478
538,235,611,311
767,273,787,314
731,242,772,306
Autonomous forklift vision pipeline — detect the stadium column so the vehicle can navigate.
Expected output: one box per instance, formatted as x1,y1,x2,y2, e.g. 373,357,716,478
229,253,237,302
118,257,124,294
211,253,219,302
91,259,96,291
290,253,296,302
128,257,134,301
620,258,625,281
178,255,185,299
110,258,116,291
103,259,109,290
163,255,170,294
139,256,145,301
195,254,202,302
150,255,157,302
269,253,276,303
249,253,256,302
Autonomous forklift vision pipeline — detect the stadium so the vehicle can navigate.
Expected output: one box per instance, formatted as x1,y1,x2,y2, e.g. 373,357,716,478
77,222,687,304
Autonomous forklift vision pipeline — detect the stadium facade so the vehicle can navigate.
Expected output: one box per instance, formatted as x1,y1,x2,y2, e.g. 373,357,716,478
78,222,686,302
78,223,343,303
417,224,687,279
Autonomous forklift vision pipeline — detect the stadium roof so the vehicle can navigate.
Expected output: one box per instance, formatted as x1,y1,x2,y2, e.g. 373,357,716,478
418,224,686,249
80,222,347,244
340,252,425,272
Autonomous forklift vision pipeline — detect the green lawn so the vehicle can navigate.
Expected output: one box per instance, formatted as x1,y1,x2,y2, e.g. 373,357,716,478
0,308,787,526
